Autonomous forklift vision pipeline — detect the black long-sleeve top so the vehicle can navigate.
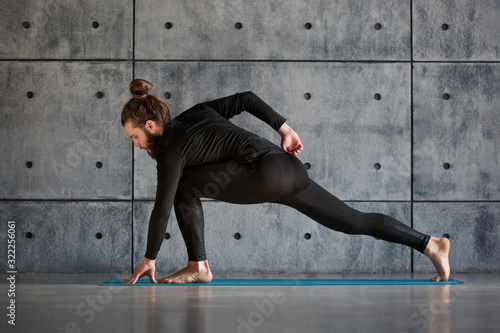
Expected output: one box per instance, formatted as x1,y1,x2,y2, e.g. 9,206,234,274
145,92,286,260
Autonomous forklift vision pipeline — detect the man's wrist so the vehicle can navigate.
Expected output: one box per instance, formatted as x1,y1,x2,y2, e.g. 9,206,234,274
278,123,292,136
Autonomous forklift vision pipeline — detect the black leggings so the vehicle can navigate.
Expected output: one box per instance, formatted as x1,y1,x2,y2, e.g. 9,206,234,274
174,151,430,261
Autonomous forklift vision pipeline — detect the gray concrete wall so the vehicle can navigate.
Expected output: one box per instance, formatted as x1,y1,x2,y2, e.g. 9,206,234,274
0,0,499,274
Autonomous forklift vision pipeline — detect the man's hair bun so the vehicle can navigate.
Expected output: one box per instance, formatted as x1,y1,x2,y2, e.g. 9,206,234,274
130,79,153,99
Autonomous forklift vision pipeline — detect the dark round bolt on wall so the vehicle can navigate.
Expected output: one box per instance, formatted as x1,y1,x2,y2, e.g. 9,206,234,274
374,163,381,170
22,21,30,29
165,22,173,29
26,91,34,98
164,92,171,99
92,22,99,29
95,161,103,169
304,93,311,100
374,23,382,30
304,233,312,240
26,161,33,168
443,93,450,100
443,163,451,170
304,22,312,30
96,233,103,239
234,232,241,240
304,162,311,170
96,92,104,99
235,22,243,29
374,93,381,100
442,23,449,30
26,232,33,239
165,233,171,240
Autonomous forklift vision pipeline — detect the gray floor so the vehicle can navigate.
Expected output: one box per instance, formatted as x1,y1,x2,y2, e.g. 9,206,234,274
1,272,499,333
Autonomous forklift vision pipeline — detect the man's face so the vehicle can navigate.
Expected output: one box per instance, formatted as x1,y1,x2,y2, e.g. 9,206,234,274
123,121,161,159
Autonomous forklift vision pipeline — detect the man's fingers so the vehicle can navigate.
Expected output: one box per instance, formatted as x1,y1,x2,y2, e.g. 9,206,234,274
281,138,303,155
121,276,131,284
292,143,303,155
122,275,138,285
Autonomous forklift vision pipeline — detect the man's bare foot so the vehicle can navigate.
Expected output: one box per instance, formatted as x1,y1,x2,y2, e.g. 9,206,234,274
423,236,451,281
159,260,213,284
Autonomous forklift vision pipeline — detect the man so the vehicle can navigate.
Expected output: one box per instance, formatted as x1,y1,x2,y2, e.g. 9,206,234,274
120,80,450,284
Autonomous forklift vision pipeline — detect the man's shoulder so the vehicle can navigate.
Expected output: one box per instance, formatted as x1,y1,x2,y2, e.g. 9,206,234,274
175,101,217,118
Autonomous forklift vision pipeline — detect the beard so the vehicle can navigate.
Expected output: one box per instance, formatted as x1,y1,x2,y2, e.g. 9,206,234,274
144,129,161,159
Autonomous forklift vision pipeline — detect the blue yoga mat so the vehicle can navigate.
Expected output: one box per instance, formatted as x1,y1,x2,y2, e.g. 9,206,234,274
100,278,464,286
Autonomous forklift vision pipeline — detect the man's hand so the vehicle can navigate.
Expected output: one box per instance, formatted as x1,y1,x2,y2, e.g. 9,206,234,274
122,257,158,284
278,123,303,156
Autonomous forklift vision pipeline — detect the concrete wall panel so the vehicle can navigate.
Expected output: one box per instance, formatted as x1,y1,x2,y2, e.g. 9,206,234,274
413,64,500,201
135,201,411,274
0,61,133,200
414,203,500,273
0,0,132,59
134,62,411,201
414,0,500,61
0,202,132,273
136,0,410,60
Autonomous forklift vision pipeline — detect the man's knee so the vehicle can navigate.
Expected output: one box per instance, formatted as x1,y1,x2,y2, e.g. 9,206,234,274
175,201,202,223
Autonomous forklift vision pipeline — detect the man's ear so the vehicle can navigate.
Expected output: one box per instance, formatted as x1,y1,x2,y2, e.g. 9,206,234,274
145,120,156,132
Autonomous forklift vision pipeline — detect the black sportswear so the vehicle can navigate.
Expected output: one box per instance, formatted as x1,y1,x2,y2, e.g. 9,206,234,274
145,92,430,261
